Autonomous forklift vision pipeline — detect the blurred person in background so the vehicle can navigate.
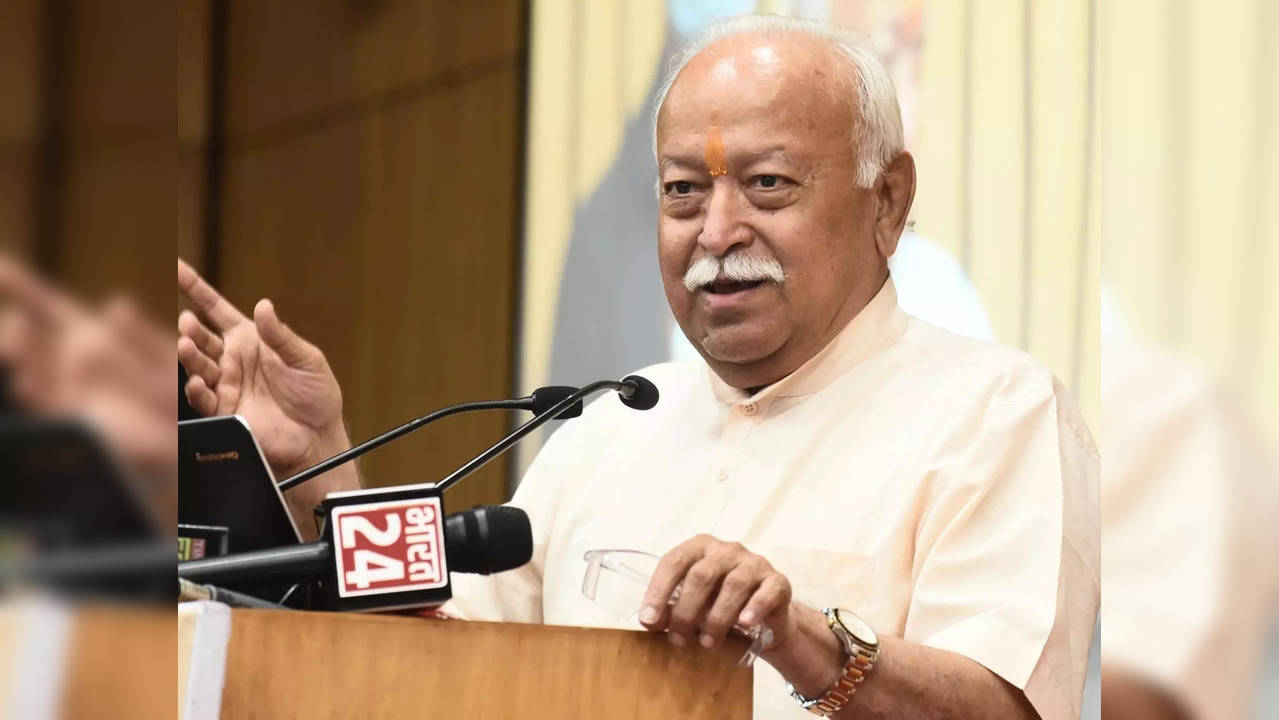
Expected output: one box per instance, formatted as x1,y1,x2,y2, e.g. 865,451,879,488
1101,298,1279,720
1096,0,1279,714
0,255,176,528
179,15,1096,719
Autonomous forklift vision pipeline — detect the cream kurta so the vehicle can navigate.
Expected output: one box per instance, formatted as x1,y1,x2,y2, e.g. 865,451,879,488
448,279,1099,720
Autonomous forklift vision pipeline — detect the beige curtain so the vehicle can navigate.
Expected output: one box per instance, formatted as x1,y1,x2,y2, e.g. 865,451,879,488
915,0,1098,425
1102,0,1278,441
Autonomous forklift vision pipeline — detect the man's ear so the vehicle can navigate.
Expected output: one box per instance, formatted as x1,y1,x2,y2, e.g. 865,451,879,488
874,151,916,259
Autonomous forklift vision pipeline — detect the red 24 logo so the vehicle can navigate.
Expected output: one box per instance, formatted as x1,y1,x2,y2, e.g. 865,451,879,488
331,497,448,597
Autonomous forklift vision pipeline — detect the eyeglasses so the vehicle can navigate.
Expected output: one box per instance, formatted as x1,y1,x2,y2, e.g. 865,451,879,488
581,548,772,668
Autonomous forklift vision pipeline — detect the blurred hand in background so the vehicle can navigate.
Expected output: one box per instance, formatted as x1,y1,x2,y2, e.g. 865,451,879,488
0,255,177,524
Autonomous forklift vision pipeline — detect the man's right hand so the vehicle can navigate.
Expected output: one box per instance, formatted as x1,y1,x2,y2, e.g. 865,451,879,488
178,259,359,535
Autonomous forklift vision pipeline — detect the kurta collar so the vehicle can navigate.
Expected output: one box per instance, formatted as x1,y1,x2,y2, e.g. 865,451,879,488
707,276,908,405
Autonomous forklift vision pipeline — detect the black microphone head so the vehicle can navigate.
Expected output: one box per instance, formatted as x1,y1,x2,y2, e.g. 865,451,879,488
530,385,583,419
443,505,533,575
618,375,659,411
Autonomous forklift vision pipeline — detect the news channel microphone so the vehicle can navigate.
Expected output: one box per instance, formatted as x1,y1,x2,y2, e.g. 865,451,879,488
179,487,532,612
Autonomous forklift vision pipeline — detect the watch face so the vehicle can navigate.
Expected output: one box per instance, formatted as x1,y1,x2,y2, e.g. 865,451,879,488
834,608,879,647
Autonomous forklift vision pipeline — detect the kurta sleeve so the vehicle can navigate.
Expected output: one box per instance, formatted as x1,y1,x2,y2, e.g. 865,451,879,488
905,367,1100,720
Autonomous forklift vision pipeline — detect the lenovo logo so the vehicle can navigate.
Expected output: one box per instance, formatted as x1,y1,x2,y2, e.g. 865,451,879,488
194,450,239,463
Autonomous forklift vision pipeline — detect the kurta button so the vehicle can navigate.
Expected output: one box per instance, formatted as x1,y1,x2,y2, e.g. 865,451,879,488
716,466,729,481
743,402,758,415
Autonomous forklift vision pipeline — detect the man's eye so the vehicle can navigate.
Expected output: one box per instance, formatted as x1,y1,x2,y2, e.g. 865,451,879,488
664,181,695,195
753,175,783,189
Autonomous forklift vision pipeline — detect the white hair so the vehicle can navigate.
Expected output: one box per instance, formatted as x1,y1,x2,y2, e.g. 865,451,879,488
652,14,904,189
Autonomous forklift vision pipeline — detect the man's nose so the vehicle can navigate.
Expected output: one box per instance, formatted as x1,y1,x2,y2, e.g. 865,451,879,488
697,181,752,257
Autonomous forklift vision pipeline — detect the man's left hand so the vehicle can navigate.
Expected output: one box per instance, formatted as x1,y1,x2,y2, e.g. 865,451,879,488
638,534,799,651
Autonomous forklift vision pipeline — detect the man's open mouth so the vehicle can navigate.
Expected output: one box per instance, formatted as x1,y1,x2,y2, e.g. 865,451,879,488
703,279,766,294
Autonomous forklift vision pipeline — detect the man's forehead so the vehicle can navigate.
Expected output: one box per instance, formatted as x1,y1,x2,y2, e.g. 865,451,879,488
701,42,783,83
659,34,849,139
656,105,847,172
685,32,812,80
659,146,799,171
668,42,806,108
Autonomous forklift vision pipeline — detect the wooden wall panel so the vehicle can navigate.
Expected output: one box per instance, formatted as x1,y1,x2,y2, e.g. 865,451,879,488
216,116,368,397
215,1,526,511
0,0,176,315
0,154,39,259
60,2,172,143
45,0,174,320
0,0,44,259
350,66,522,510
0,0,45,143
177,0,211,272
55,142,174,318
223,0,524,141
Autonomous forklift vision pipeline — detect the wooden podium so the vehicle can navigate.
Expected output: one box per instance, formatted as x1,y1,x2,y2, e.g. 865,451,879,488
191,606,754,719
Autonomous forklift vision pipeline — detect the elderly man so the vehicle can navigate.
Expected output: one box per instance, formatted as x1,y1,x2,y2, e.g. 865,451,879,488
178,15,1096,719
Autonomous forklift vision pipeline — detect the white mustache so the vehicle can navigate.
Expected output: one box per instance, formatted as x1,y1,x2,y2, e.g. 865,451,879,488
682,252,787,292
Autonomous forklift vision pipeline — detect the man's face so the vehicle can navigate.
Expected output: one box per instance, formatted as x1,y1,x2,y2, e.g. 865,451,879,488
656,36,886,389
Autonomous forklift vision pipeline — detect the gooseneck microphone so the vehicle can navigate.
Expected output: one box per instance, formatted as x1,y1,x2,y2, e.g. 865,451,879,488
178,505,532,588
435,375,659,492
278,386,583,491
616,374,659,411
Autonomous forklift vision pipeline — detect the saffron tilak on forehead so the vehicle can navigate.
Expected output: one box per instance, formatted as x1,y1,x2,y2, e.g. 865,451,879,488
705,113,728,177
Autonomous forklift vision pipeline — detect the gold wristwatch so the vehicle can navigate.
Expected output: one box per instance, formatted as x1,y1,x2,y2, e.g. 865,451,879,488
786,607,879,716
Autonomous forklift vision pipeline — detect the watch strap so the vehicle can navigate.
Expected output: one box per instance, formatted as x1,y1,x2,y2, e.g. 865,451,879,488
787,608,878,716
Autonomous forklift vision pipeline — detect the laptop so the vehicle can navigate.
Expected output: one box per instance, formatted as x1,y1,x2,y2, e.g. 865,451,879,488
178,415,302,554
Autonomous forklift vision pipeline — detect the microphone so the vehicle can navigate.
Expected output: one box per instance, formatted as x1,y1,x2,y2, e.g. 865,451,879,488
435,375,659,492
179,503,532,611
179,539,331,586
278,386,583,491
618,374,659,411
441,504,534,575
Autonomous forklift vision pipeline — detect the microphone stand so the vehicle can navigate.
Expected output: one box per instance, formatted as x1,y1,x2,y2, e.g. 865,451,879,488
435,379,638,492
279,398,532,491
179,578,286,609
